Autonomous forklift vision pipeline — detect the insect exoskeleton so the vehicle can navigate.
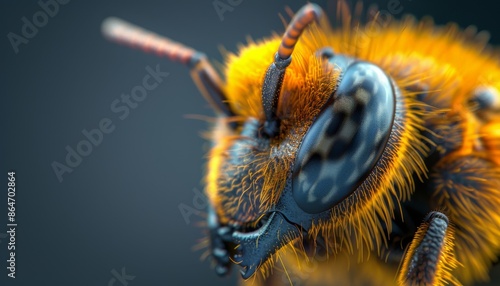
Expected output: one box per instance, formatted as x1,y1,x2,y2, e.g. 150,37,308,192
102,2,500,285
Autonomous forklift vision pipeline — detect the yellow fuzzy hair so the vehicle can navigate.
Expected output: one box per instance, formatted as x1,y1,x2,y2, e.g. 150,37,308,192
205,6,500,286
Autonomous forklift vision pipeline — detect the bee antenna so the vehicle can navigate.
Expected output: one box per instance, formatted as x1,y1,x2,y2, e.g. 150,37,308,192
261,3,323,137
101,17,234,118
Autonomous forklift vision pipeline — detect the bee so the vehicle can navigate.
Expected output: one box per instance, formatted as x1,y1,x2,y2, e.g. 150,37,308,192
102,2,500,285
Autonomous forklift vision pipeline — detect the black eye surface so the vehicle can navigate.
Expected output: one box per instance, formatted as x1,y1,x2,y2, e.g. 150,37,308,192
292,61,396,214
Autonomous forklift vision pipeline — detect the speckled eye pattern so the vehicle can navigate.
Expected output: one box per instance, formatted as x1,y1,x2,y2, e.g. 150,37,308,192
293,62,395,214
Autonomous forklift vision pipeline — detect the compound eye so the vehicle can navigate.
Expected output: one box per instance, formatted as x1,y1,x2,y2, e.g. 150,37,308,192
292,62,396,214
468,86,500,120
469,86,499,110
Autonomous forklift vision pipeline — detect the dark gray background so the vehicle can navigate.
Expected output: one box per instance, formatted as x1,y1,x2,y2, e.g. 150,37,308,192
1,0,500,285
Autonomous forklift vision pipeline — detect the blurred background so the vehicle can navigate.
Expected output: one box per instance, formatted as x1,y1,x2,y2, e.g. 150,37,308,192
1,0,499,285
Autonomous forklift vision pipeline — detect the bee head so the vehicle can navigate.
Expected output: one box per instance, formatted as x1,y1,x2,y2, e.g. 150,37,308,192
203,3,411,279
101,2,426,280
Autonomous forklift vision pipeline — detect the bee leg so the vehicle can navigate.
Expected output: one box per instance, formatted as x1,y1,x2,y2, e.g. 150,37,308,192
398,211,459,286
208,205,235,276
